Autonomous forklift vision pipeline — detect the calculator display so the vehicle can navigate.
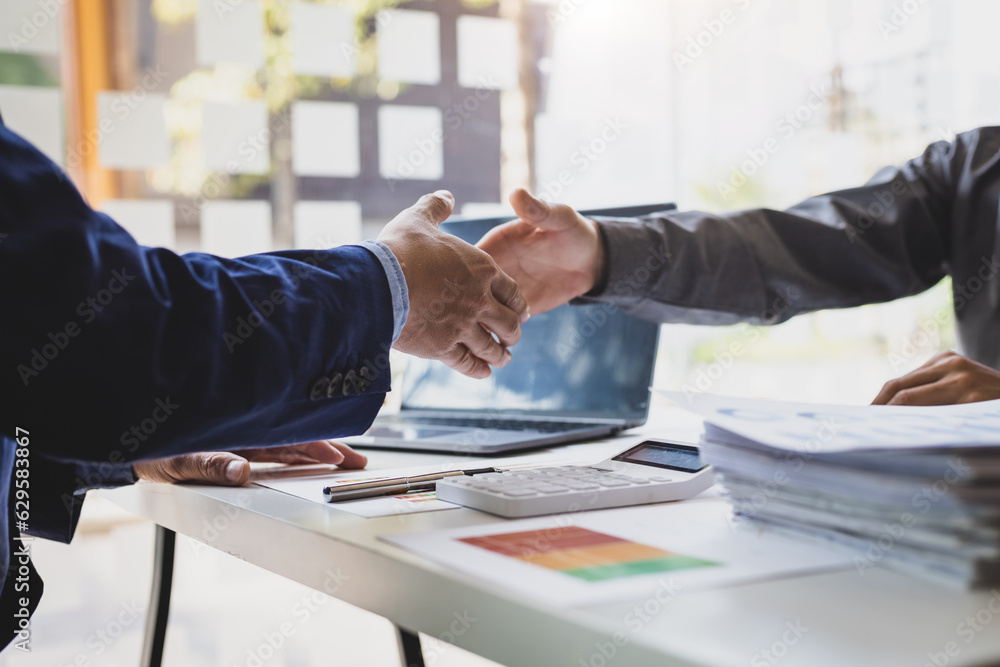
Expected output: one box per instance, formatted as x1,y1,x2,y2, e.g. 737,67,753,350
612,441,706,473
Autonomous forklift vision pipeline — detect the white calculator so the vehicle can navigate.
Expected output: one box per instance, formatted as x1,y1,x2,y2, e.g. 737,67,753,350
435,439,715,518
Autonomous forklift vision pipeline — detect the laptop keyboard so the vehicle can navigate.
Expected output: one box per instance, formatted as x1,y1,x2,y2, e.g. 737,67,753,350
405,417,591,434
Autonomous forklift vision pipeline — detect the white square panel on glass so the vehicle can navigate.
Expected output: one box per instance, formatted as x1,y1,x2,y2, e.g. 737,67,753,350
200,201,272,257
291,101,359,177
0,0,62,55
376,10,440,85
456,16,519,90
202,100,270,174
378,105,443,181
290,2,355,78
196,0,265,69
294,201,362,249
0,86,63,163
96,92,170,170
101,200,177,250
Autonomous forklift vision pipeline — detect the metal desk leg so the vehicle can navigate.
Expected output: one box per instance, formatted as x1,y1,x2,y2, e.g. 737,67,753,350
141,525,176,667
396,626,426,667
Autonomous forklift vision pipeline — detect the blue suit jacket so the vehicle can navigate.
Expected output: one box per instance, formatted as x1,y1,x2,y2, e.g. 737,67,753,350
0,115,395,649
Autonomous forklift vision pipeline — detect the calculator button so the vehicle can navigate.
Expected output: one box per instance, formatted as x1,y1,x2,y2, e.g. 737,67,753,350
596,479,631,487
465,483,494,491
562,480,599,490
533,484,568,494
501,488,540,497
613,475,647,484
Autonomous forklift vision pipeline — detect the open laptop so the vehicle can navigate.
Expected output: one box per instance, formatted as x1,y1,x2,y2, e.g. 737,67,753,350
343,204,675,455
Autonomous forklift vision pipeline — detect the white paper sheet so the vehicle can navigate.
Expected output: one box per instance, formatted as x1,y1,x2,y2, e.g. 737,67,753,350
200,201,272,257
378,105,443,181
203,101,270,174
101,200,176,250
255,440,630,518
456,16,519,90
660,391,1000,453
290,2,355,77
0,85,63,163
293,201,362,249
291,101,360,177
0,0,62,55
383,500,854,607
97,92,170,170
197,0,265,69
377,10,440,85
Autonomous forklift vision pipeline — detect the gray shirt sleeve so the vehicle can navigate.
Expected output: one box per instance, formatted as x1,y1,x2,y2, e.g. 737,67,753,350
578,132,971,326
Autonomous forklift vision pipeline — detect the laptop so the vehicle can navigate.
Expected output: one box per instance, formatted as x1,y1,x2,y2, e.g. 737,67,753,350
343,204,675,455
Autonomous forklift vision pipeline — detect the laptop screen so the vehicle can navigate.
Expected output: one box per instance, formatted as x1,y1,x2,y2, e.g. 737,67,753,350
399,205,671,422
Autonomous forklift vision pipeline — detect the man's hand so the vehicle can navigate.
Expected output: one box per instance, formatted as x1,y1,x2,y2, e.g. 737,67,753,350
872,351,1000,406
379,191,530,379
133,440,367,486
476,189,605,315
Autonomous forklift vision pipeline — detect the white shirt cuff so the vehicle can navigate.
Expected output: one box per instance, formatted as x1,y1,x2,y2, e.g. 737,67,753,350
360,240,409,345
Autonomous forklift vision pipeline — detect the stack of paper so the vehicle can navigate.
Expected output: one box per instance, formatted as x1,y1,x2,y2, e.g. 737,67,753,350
663,392,1000,588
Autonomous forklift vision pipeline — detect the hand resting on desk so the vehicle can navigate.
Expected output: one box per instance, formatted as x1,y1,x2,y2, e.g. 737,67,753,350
133,440,367,486
872,350,1000,406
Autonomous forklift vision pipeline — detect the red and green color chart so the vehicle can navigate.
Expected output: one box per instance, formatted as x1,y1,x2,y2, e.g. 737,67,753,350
460,526,718,582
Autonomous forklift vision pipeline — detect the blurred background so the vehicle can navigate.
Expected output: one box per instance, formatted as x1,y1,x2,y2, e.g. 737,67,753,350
0,0,987,664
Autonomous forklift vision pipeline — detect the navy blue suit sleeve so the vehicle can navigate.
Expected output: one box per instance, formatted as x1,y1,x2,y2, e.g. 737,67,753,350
0,121,396,468
20,452,135,543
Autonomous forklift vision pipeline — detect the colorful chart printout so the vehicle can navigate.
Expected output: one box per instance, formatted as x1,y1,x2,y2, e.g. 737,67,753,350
460,526,718,582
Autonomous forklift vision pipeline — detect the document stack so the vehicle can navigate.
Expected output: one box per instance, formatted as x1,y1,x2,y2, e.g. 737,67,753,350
666,392,1000,588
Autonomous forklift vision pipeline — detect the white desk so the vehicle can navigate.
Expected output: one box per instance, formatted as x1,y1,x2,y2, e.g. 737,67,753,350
99,409,1000,667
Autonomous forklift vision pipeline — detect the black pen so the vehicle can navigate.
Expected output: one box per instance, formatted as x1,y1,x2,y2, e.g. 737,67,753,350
323,467,501,503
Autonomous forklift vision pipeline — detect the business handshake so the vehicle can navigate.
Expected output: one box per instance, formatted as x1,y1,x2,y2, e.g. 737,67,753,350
133,188,596,486
378,187,605,380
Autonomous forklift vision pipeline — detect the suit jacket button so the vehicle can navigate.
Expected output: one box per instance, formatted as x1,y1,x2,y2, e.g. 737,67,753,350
326,373,343,399
309,376,329,401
